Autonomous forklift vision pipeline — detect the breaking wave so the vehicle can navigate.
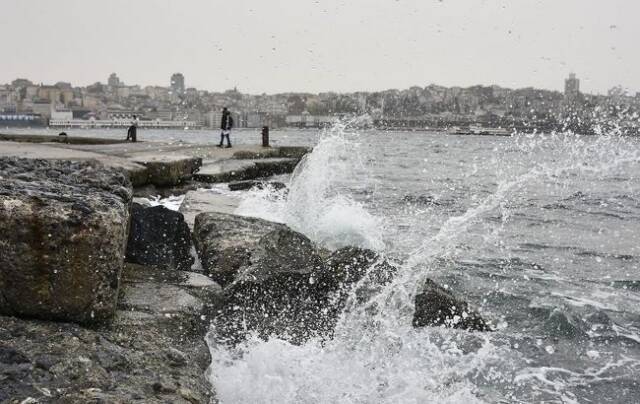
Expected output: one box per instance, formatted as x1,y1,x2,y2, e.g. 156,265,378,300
209,126,640,403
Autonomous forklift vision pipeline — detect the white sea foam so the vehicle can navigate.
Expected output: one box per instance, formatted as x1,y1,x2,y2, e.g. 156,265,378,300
236,124,384,251
211,127,513,403
209,126,640,403
136,194,185,211
209,328,502,404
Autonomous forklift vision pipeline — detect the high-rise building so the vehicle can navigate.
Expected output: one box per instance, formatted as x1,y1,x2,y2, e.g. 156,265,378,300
108,73,120,87
170,73,185,95
564,73,580,102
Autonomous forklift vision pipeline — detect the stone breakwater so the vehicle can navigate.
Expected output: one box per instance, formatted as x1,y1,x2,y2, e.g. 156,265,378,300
0,158,132,324
0,134,310,192
0,155,490,403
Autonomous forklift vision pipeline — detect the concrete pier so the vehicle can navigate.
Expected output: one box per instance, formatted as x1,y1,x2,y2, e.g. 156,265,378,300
0,134,309,190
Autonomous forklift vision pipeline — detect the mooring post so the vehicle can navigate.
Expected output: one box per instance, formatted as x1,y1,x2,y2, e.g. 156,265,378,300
261,126,270,147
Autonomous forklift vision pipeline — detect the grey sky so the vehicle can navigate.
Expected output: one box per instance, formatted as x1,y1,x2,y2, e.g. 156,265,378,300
1,0,637,95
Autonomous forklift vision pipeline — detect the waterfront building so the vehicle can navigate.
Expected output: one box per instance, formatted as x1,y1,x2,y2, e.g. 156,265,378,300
108,73,120,87
170,73,185,95
11,78,33,88
205,110,223,129
564,73,580,103
55,82,72,90
31,101,53,118
116,87,131,98
37,86,73,105
51,109,73,120
145,109,172,121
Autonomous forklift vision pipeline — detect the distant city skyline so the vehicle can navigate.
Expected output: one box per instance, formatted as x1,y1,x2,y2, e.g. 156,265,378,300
3,71,629,99
1,0,638,95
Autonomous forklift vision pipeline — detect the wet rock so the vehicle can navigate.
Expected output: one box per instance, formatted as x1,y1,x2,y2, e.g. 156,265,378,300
180,191,240,228
276,146,311,159
0,345,30,365
413,279,491,331
125,203,194,270
204,220,393,343
193,212,286,286
319,246,395,292
118,263,223,340
165,347,188,367
0,263,219,403
152,379,178,394
0,158,132,324
178,387,201,403
195,158,299,183
237,227,325,282
34,354,56,371
195,214,330,342
543,308,588,339
231,146,310,160
136,156,202,187
228,180,287,191
133,180,201,199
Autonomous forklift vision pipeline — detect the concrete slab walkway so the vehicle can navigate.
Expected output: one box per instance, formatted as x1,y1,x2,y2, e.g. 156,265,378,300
0,134,309,189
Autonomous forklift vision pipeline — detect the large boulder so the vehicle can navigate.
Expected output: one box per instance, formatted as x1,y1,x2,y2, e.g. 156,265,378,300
194,214,394,343
214,227,328,343
135,156,202,187
117,263,224,341
0,158,132,324
193,212,286,286
179,191,240,228
0,263,221,403
413,279,491,331
318,246,395,293
125,203,194,270
217,245,396,344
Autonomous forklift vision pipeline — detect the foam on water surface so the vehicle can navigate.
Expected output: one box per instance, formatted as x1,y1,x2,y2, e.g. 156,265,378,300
210,126,640,403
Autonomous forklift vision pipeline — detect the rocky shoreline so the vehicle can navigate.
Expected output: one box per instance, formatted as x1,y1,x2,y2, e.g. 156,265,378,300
0,151,491,403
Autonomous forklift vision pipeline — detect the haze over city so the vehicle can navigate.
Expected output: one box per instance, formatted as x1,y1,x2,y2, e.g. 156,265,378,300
2,0,639,94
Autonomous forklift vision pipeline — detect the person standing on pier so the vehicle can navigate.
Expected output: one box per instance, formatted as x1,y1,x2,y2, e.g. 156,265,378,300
218,107,233,148
126,114,138,142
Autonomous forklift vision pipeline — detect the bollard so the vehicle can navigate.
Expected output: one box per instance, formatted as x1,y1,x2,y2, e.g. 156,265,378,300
261,126,270,147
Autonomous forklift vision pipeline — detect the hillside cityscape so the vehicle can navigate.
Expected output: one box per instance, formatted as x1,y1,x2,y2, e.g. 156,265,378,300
1,72,639,134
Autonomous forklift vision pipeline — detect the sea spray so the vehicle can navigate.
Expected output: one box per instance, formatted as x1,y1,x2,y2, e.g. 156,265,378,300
209,127,640,403
237,124,384,251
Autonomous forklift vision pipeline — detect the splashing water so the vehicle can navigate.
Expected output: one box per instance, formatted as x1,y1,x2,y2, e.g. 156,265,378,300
237,123,384,251
210,126,640,403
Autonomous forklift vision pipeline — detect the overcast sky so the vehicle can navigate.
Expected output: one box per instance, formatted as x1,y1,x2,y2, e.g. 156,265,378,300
1,0,637,95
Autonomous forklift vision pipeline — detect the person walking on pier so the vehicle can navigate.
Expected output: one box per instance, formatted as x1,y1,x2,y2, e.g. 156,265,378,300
218,107,233,148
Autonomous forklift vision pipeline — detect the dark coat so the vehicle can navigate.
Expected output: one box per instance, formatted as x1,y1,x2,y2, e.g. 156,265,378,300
127,125,137,141
220,112,234,130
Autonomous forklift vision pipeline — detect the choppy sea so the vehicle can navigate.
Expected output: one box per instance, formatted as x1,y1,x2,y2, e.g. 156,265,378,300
8,125,640,403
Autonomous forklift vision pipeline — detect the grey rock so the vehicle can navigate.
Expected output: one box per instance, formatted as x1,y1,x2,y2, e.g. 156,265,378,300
0,158,132,324
193,212,285,286
197,215,393,343
180,191,240,228
166,347,188,367
231,146,310,160
137,156,202,187
125,203,194,270
152,379,178,394
228,180,286,191
195,158,299,183
0,263,219,403
0,345,30,365
413,279,491,331
543,309,588,339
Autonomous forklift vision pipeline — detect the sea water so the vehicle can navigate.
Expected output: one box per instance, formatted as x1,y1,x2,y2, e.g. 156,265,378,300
213,127,640,403
10,127,639,402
